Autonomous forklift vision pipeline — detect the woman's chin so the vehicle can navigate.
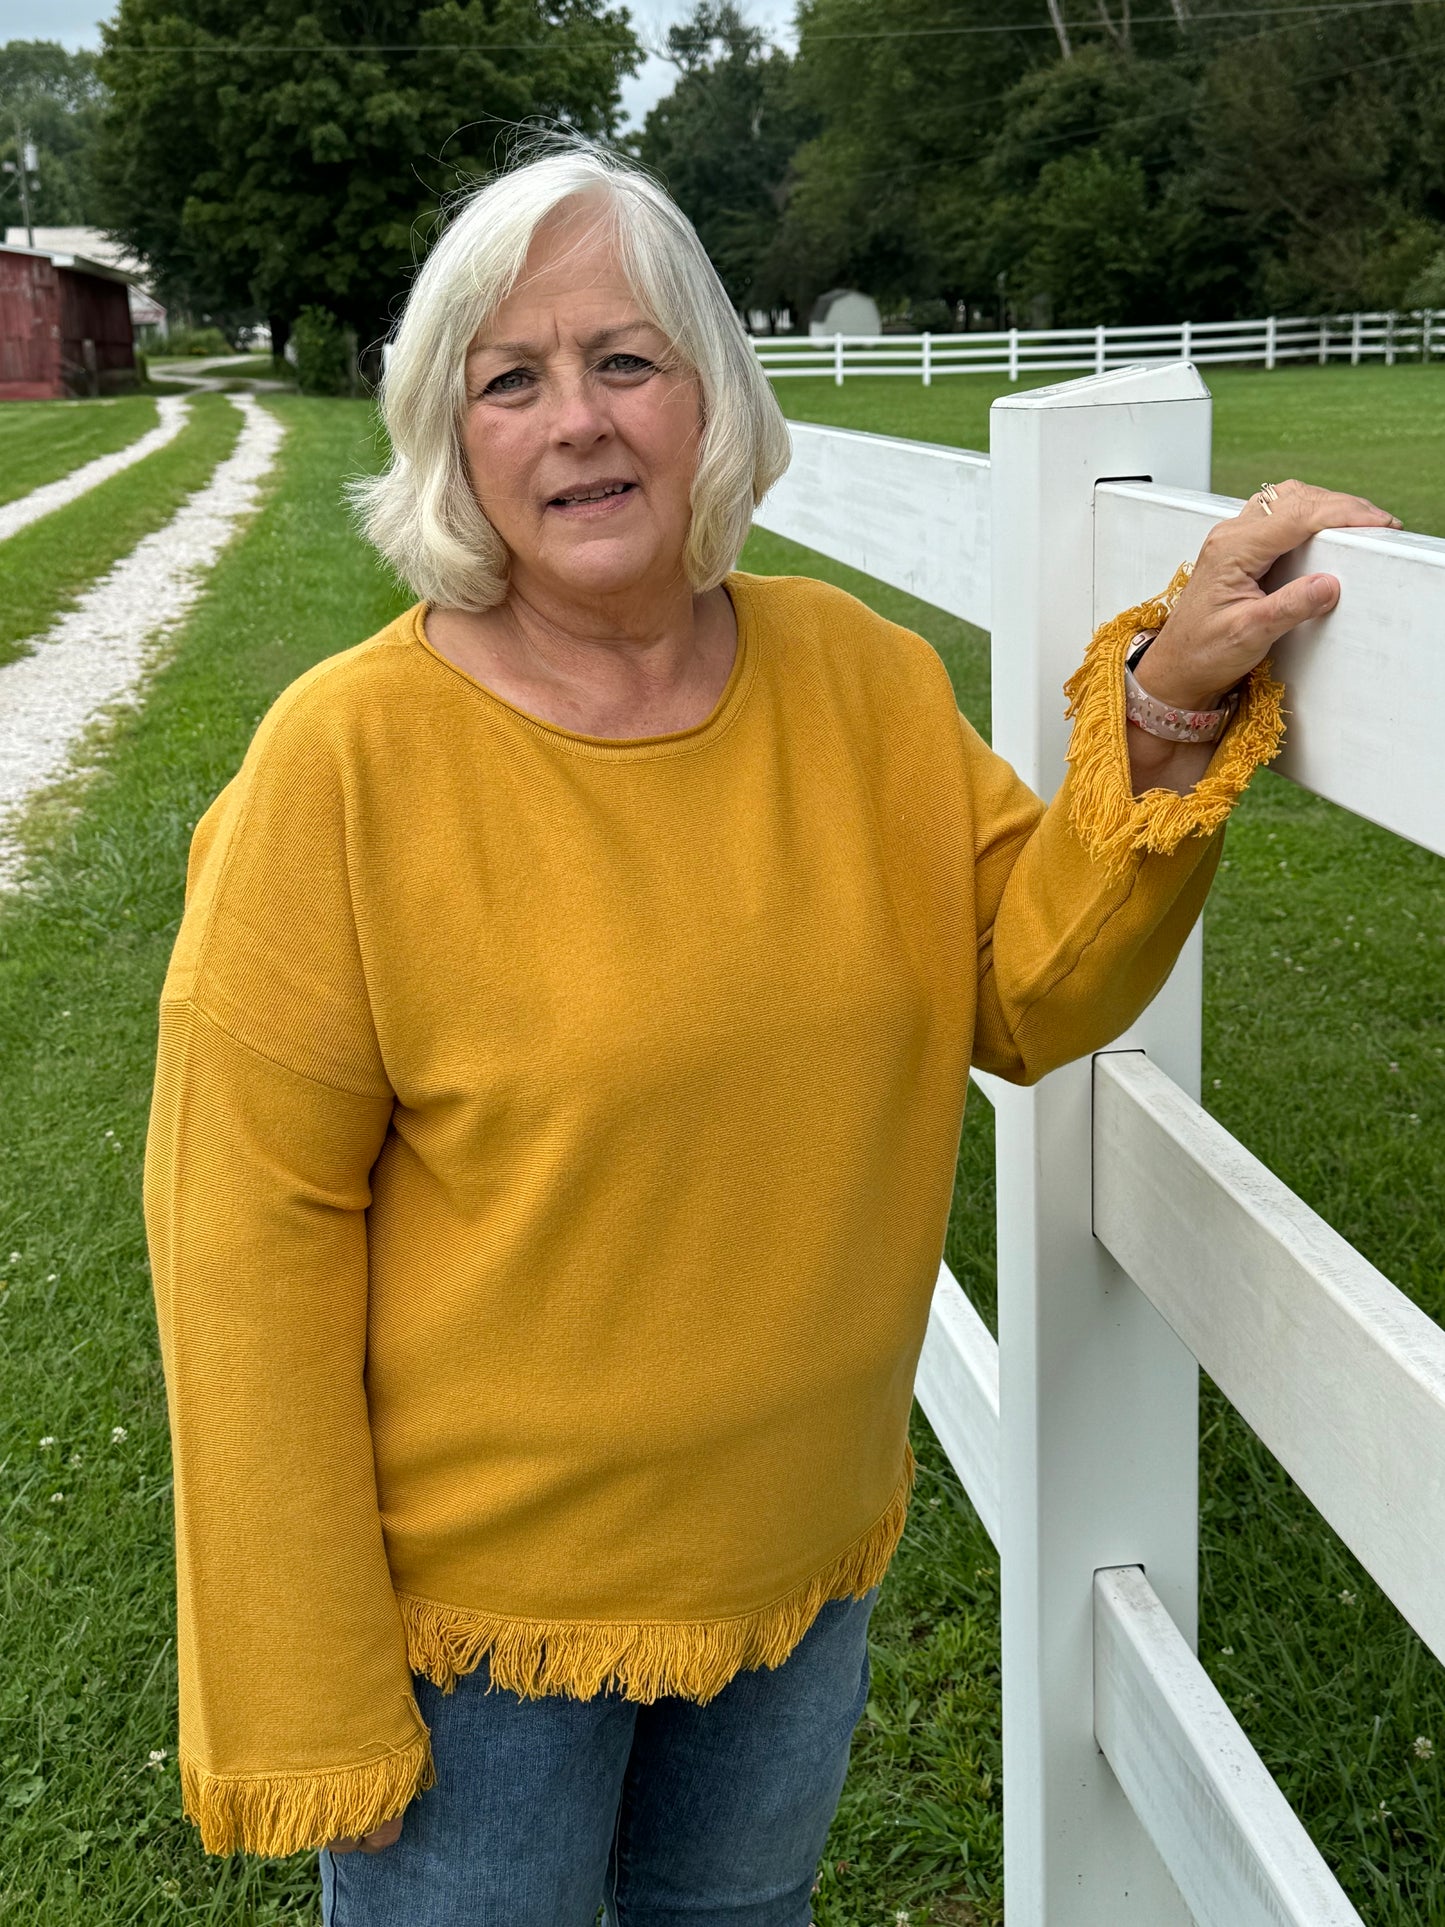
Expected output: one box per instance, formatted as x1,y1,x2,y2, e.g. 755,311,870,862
535,543,680,603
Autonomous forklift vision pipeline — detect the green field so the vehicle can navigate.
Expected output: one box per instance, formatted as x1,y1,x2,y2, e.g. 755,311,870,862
0,366,1440,1924
0,395,160,509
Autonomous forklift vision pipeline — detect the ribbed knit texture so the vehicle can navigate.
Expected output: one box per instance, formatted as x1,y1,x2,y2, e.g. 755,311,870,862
144,569,1277,1857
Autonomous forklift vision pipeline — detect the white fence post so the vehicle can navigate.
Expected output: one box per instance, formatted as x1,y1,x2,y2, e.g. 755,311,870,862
1426,309,1435,362
1009,326,1020,382
833,331,844,386
1095,323,1106,375
1319,317,1329,366
988,362,1212,1924
1266,313,1277,370
1180,318,1191,363
923,331,932,387
1351,313,1362,366
1385,310,1396,366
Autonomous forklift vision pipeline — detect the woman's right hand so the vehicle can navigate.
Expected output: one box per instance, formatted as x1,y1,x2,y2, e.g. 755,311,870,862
325,1812,405,1855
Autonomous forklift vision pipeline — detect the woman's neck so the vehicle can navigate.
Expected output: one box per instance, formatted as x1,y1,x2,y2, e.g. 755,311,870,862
425,578,738,740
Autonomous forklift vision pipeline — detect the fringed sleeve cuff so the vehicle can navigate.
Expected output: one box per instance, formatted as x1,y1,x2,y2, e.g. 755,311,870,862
1061,560,1286,882
179,1725,435,1859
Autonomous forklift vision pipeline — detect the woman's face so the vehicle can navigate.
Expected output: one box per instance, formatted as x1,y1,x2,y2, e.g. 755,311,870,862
461,205,705,609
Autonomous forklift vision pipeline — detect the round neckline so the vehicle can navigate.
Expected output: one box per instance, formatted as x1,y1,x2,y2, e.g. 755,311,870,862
408,574,758,761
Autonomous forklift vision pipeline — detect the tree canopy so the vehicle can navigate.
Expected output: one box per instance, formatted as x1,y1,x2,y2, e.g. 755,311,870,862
0,42,105,231
8,0,1445,346
640,0,1445,329
92,0,641,349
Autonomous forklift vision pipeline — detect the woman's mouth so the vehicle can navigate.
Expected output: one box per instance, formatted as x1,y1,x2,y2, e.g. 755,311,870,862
547,481,638,515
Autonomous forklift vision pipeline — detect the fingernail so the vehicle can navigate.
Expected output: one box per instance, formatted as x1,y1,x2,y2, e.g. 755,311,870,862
1311,577,1334,604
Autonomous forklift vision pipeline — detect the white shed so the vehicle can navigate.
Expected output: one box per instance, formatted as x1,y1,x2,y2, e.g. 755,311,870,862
807,288,881,338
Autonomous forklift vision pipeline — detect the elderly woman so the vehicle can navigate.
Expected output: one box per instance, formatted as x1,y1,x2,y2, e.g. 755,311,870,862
143,140,1396,1924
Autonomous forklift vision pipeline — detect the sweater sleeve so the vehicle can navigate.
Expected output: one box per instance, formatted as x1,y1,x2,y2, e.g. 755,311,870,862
142,693,435,1857
967,568,1286,1085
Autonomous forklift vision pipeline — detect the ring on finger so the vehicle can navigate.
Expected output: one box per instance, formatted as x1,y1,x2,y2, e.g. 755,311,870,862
1252,480,1280,517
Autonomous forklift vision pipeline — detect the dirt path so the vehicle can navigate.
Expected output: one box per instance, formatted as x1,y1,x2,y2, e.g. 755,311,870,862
0,395,191,544
148,356,294,395
0,394,286,888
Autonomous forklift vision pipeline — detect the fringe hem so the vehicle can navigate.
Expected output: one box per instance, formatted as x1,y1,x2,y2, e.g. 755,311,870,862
1061,560,1286,882
400,1442,917,1706
179,1727,435,1859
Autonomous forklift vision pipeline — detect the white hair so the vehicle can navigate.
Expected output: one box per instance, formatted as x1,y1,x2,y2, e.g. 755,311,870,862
351,136,793,611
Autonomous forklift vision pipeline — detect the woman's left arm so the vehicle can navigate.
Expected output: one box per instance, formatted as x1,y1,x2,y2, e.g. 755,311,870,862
967,479,1399,1085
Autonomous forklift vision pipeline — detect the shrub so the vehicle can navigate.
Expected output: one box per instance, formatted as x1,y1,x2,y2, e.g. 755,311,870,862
291,306,355,396
1406,247,1445,310
161,325,234,357
908,297,956,334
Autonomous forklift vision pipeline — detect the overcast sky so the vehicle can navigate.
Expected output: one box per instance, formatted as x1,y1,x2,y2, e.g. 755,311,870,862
1,0,798,128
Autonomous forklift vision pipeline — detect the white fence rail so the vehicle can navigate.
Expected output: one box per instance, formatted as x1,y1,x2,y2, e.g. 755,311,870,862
752,362,1444,1923
752,310,1442,383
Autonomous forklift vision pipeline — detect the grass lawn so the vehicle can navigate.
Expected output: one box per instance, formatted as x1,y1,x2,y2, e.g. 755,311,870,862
0,367,1439,1924
0,396,242,669
0,395,160,509
768,361,1445,536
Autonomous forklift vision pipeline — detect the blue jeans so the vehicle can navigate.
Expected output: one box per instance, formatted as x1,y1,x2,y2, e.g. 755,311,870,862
319,1585,879,1927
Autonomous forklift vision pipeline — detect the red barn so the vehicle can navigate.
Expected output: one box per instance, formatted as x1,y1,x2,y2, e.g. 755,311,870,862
0,246,138,401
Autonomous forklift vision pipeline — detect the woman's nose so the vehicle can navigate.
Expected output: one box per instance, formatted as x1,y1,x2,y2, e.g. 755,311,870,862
549,378,612,447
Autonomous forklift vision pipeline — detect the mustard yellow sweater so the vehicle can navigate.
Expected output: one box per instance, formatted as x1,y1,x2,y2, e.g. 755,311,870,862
143,568,1282,1858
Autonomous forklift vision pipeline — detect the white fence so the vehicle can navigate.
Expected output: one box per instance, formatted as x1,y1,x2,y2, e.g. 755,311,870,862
752,362,1445,1924
752,310,1442,383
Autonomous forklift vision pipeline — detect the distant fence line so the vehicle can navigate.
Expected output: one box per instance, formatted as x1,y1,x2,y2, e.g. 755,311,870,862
751,310,1442,384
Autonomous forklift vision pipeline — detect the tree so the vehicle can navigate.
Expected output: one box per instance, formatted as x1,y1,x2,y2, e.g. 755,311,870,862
93,0,641,356
1191,13,1445,313
978,48,1237,326
0,42,105,231
774,0,1055,322
770,0,1445,327
634,4,814,326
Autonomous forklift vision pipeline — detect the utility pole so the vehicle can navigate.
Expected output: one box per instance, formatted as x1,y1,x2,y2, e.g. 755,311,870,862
12,119,35,247
1046,0,1073,58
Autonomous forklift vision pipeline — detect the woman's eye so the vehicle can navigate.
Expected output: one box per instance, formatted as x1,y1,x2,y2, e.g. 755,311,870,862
602,353,653,374
483,368,531,395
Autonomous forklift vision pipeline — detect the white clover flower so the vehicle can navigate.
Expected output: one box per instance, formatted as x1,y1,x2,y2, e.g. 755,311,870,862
50,1492,64,1504
1340,1589,1358,1605
146,1749,168,1769
1414,1735,1434,1760
111,1426,128,1444
39,1436,56,1449
66,1451,83,1468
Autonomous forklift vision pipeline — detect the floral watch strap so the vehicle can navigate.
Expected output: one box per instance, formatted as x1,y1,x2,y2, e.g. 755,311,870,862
1124,630,1237,744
